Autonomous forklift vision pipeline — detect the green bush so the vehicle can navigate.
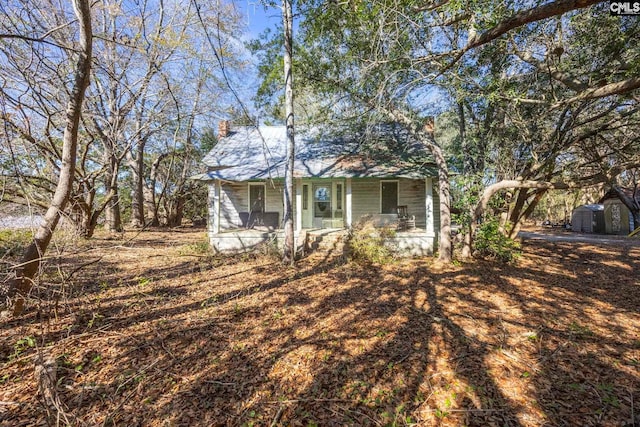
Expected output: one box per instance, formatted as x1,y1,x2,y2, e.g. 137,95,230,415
347,223,395,265
473,219,521,263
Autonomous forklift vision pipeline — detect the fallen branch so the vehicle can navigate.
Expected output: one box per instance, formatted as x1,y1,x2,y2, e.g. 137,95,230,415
35,349,72,425
64,256,102,281
266,398,358,404
270,405,285,427
35,350,58,408
631,388,635,426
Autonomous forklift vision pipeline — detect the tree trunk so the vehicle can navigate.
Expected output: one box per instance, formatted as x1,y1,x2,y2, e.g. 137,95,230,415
147,152,169,227
282,0,296,264
387,110,453,263
507,189,546,239
71,198,92,238
128,141,145,228
460,210,473,259
104,151,123,233
7,0,92,316
105,192,122,232
433,145,453,263
144,185,160,227
70,181,106,238
468,179,577,254
458,102,473,260
508,188,531,227
166,196,185,227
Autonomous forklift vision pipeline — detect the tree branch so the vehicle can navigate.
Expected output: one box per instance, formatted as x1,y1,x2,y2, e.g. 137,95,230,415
433,0,602,74
552,77,640,108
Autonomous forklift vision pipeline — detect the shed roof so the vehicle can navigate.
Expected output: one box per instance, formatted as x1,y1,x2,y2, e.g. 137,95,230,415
599,187,638,203
574,204,604,212
196,125,436,181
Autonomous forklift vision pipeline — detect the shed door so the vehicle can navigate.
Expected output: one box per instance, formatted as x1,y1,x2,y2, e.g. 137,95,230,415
582,211,592,232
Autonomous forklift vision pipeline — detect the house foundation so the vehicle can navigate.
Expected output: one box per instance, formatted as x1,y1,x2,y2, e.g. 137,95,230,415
208,228,435,257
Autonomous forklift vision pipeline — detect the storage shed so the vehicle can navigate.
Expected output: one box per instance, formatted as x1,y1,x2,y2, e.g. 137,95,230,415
571,204,605,233
602,197,633,235
598,188,637,235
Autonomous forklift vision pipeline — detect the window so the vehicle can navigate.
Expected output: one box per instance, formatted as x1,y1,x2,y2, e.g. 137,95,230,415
380,181,398,214
249,184,265,213
303,184,309,210
313,185,331,218
335,183,343,210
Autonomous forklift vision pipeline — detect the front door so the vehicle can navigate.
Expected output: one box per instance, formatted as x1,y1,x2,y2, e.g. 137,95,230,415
313,184,331,228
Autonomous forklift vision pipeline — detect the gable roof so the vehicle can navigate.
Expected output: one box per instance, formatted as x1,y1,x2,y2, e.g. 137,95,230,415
196,125,436,181
599,187,638,203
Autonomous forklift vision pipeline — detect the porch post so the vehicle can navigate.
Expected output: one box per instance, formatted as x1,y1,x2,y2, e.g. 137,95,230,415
295,178,302,231
425,177,434,234
346,178,352,228
210,180,221,234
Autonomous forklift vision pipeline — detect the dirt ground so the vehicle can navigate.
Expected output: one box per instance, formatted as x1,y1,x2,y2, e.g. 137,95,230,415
1,228,638,426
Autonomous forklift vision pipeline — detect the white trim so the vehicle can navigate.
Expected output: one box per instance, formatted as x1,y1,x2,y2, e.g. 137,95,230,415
332,180,344,216
247,182,266,212
301,183,312,228
380,179,399,214
345,178,352,228
295,179,302,231
211,180,221,234
425,177,434,234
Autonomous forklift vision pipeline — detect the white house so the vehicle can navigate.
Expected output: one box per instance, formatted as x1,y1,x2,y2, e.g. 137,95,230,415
193,122,441,256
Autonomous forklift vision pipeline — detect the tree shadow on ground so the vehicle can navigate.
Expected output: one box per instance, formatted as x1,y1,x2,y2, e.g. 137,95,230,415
1,234,638,426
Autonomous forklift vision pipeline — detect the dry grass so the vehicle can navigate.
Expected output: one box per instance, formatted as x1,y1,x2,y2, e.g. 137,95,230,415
1,228,638,426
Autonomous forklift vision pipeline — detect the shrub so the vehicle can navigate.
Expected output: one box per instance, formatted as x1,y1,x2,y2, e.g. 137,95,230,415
347,219,395,265
177,240,210,256
473,218,521,263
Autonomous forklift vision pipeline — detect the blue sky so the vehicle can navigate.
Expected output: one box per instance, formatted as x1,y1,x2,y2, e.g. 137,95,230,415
237,1,281,39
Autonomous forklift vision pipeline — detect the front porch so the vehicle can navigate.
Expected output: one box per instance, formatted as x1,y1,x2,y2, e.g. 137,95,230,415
208,227,436,257
208,177,437,233
206,175,438,257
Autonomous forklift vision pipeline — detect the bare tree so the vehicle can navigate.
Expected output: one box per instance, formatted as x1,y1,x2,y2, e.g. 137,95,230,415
6,0,92,315
282,0,296,264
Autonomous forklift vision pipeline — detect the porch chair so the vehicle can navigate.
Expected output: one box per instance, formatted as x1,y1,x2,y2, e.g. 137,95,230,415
396,205,416,231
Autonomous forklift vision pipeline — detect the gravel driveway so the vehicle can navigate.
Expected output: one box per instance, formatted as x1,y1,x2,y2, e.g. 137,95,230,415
518,230,640,245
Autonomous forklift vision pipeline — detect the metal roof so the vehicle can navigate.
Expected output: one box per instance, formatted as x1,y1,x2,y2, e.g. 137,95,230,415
197,125,436,181
574,204,604,212
599,187,638,204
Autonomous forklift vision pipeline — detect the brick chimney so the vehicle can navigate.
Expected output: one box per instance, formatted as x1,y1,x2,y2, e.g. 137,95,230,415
218,120,230,138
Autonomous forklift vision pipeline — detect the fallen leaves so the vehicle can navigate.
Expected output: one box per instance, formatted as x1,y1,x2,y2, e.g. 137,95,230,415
0,228,638,426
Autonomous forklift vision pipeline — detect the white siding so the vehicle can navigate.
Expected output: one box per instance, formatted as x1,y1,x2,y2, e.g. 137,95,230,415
433,185,441,235
215,180,292,231
351,179,380,224
350,178,430,229
398,178,426,229
214,177,436,233
207,183,219,234
265,181,284,215
219,182,246,229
